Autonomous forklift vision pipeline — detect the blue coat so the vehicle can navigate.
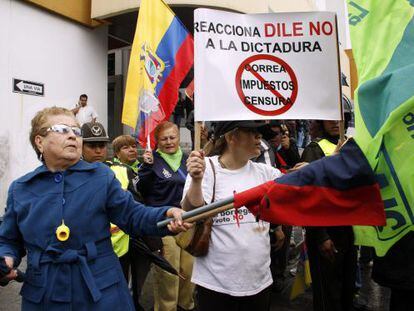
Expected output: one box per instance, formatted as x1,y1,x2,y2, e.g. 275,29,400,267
0,160,171,310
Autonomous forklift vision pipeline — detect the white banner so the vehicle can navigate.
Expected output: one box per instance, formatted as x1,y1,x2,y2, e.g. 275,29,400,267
194,9,341,121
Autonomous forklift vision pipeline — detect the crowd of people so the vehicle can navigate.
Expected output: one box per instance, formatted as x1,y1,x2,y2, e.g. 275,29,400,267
0,96,407,311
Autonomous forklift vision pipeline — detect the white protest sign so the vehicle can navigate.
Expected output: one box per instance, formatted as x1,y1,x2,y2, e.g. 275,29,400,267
194,9,341,121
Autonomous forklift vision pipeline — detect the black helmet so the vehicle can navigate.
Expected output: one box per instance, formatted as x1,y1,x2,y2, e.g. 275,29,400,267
81,122,110,142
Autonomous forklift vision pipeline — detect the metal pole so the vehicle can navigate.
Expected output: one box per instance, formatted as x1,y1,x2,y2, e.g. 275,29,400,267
157,196,234,228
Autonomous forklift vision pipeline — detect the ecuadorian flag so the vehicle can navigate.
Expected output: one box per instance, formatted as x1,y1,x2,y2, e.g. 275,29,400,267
122,0,193,148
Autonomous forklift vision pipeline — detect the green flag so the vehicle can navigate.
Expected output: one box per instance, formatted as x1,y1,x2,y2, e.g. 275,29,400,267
348,0,414,256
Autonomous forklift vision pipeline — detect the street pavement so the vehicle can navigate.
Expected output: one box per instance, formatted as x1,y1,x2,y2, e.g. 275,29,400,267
0,228,390,311
0,256,391,311
0,266,312,311
0,269,390,311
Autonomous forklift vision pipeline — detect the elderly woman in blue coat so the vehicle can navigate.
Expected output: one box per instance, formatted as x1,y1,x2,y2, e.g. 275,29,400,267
0,107,191,310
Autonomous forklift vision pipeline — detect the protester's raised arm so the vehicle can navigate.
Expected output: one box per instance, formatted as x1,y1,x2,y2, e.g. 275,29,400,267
182,150,206,211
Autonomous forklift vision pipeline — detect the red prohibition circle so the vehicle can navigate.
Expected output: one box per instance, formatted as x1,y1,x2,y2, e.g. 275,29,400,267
235,54,298,116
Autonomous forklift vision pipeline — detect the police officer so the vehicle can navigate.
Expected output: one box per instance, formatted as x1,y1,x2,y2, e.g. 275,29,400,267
81,121,110,163
301,120,357,311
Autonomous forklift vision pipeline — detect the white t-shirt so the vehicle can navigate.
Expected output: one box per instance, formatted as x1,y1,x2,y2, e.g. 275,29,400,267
76,105,98,125
182,156,282,296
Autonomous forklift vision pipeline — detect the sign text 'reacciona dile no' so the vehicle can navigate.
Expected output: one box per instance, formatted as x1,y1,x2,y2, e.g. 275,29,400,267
194,9,341,121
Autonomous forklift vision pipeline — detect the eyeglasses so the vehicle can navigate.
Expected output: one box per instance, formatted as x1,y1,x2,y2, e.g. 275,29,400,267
46,124,82,137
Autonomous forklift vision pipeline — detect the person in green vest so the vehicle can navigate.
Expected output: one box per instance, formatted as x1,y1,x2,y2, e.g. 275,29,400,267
81,124,144,310
112,134,156,311
301,120,357,311
112,135,140,174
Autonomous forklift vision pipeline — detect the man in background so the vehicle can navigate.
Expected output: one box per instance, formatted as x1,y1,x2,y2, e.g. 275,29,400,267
72,94,98,125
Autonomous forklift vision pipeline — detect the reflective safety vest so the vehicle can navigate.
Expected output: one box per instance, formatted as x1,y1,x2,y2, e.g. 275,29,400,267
317,138,337,157
111,165,130,189
110,165,130,257
113,157,140,174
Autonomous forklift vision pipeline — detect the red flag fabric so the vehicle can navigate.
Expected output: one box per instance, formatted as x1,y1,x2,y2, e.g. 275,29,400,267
234,139,385,226
233,181,274,215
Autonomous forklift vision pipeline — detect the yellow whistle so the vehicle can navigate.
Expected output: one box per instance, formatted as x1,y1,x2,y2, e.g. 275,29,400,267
56,221,70,242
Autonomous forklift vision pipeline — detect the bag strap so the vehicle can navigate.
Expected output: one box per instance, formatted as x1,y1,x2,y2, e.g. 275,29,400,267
208,158,217,203
177,167,187,181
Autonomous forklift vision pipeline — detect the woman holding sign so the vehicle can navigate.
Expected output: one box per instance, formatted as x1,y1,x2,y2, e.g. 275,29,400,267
182,121,285,311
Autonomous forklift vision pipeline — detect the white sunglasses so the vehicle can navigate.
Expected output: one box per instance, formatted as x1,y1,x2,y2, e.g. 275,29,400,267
46,124,82,137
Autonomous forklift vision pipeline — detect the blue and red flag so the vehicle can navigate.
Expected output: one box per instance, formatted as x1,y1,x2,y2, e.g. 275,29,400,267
234,139,385,226
122,0,193,149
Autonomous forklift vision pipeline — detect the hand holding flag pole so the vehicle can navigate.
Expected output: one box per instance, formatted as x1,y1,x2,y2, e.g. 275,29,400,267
157,139,386,229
